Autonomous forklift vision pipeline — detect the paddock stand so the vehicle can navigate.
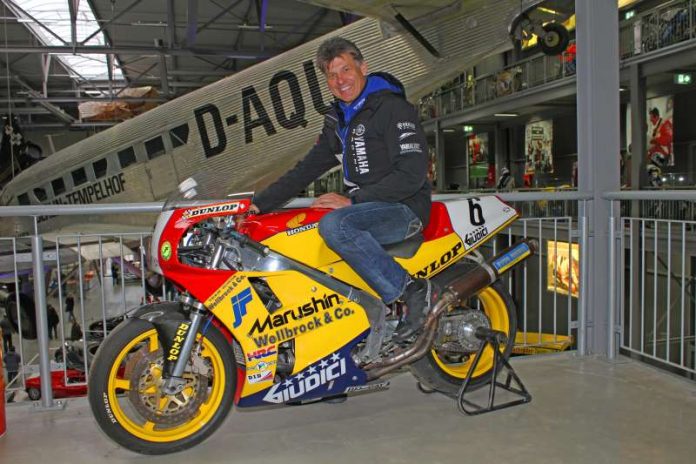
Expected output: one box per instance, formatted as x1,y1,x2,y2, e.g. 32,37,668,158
456,327,531,416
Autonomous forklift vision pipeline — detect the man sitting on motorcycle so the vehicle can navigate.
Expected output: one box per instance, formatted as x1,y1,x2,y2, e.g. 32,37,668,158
250,37,437,342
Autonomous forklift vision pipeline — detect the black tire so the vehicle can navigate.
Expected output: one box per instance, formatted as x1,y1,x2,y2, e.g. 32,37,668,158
88,318,236,454
27,387,41,401
410,265,517,397
540,22,570,56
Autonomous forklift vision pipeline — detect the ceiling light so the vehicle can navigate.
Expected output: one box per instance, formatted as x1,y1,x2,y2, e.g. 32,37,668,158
238,23,275,30
494,113,518,117
131,21,167,27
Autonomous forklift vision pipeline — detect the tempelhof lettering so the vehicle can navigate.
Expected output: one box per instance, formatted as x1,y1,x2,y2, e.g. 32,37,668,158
38,173,126,222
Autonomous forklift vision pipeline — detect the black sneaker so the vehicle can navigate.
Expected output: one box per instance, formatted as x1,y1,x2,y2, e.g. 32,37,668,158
393,278,440,343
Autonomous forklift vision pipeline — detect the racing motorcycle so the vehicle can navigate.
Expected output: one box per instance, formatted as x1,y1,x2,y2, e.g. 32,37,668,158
88,177,535,454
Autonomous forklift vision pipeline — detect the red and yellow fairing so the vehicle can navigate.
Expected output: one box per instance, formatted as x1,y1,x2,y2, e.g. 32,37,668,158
153,197,517,401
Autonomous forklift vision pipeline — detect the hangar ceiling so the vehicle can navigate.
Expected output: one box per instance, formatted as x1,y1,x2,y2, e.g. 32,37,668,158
0,0,351,130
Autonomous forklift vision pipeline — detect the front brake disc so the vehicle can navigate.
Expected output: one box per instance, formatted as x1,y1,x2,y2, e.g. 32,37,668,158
126,346,209,426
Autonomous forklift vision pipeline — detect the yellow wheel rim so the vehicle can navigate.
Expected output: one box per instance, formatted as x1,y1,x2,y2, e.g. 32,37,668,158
106,329,227,442
432,287,510,379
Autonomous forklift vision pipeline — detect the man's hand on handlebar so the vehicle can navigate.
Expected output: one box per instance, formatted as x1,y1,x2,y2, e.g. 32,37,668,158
249,193,349,214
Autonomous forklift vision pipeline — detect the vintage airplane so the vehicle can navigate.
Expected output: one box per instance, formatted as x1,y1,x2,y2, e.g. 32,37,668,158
0,0,567,237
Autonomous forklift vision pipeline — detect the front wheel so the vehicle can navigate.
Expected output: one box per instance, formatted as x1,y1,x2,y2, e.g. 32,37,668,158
88,318,236,454
410,273,517,397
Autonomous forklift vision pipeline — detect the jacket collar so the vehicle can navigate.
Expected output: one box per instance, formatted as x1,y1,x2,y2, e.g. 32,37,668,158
334,73,404,127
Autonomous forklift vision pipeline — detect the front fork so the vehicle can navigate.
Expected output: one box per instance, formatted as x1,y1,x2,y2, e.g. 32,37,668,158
160,296,208,395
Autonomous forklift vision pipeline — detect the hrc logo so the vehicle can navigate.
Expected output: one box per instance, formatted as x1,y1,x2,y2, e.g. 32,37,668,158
232,288,253,328
286,213,306,228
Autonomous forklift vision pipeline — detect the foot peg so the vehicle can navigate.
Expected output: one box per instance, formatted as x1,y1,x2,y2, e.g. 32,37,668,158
456,328,531,416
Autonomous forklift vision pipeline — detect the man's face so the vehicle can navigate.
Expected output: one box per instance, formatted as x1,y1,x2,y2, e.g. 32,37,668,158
325,52,368,103
650,113,658,125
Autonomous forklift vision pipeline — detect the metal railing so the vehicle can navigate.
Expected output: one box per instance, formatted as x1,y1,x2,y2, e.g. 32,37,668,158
0,203,160,408
606,190,696,377
419,48,575,119
620,0,696,59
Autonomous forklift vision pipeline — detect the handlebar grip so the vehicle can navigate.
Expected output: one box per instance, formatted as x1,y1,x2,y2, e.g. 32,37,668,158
231,232,269,256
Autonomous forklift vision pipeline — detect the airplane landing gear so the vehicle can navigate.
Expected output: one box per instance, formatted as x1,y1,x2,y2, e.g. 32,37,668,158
510,11,571,57
539,22,570,55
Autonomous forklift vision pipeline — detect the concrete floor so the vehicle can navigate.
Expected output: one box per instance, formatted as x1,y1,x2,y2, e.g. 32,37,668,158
1,354,695,463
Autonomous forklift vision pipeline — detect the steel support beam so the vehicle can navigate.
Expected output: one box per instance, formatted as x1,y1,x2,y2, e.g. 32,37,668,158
0,45,272,58
197,0,245,38
67,0,78,50
629,64,646,189
80,0,144,45
0,61,75,123
31,218,63,410
187,0,198,47
167,0,179,88
627,64,645,361
0,97,166,103
5,1,67,45
156,40,170,95
576,0,621,357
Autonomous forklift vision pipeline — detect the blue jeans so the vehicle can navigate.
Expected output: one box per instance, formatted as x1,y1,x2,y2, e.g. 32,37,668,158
318,202,422,304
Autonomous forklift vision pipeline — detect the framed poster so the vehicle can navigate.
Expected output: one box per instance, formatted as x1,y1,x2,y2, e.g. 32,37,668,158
467,132,489,179
547,240,579,298
646,95,674,166
524,120,554,174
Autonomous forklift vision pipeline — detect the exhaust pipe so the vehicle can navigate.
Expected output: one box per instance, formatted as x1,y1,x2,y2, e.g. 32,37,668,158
365,239,537,380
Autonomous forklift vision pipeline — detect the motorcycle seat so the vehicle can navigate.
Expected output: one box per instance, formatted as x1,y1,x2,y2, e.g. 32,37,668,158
384,233,423,258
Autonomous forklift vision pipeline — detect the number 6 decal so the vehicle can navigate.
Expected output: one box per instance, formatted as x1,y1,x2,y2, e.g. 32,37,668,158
468,198,485,226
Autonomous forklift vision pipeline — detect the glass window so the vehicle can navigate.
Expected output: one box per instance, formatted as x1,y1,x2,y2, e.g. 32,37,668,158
170,123,189,148
145,136,165,160
33,187,48,202
52,177,66,195
92,158,108,178
18,193,30,205
71,167,87,186
118,147,136,168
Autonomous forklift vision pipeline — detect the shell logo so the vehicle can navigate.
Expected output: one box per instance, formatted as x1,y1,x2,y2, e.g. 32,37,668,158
286,213,306,228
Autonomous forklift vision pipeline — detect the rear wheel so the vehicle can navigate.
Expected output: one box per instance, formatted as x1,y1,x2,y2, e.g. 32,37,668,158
410,266,517,396
88,318,236,454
